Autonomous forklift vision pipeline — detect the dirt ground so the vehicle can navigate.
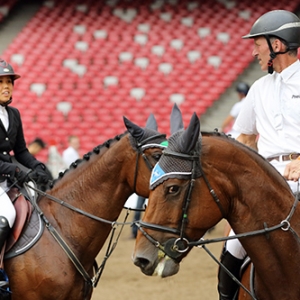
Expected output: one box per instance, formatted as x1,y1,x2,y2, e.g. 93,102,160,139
91,210,226,300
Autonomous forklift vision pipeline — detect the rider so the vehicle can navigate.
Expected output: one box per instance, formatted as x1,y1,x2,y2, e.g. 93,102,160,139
0,59,51,286
217,10,300,300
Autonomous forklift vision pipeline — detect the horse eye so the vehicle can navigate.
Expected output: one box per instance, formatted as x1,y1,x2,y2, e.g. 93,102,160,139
152,153,162,161
168,185,179,194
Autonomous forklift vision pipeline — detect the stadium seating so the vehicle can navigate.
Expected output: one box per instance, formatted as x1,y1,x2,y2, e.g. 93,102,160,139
2,0,299,161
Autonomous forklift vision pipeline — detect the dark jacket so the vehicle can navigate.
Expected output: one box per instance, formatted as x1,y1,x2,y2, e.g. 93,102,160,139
0,106,42,182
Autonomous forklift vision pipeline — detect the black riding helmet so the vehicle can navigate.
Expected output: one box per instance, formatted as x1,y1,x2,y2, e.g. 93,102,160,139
242,10,300,73
0,58,20,81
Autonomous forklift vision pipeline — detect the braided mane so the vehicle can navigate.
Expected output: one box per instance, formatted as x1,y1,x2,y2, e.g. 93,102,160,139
49,132,128,188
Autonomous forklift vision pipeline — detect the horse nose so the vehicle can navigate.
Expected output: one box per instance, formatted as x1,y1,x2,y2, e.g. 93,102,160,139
133,256,150,269
133,256,153,276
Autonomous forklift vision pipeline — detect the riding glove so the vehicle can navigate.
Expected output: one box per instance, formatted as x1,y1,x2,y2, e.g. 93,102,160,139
15,167,31,185
30,164,51,184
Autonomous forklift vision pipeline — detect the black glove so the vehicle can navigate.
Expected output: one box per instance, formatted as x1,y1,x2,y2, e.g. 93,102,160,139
30,164,51,184
15,167,31,186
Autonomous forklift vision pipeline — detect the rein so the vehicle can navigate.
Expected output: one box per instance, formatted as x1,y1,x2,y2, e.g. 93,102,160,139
136,149,300,299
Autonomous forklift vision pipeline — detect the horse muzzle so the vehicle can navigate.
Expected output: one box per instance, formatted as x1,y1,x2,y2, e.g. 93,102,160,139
133,237,190,277
133,247,180,278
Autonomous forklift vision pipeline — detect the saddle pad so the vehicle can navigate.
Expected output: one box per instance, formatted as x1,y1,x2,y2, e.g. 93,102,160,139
4,209,45,260
6,195,31,250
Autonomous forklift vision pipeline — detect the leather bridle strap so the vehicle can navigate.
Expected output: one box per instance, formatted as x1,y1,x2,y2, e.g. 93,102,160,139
200,168,226,218
137,220,180,235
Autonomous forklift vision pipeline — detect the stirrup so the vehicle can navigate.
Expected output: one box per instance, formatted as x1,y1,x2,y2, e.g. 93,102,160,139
0,269,11,300
0,281,9,288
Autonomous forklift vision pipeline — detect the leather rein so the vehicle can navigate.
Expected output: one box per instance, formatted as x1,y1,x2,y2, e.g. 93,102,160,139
135,149,300,299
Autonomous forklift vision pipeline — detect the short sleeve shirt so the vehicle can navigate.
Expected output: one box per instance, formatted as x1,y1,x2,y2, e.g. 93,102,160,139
233,60,300,158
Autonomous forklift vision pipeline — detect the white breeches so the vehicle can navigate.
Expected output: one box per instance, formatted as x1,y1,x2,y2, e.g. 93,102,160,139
0,185,16,228
226,160,299,259
226,229,247,260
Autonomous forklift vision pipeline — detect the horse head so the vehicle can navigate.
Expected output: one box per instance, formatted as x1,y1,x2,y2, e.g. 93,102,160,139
132,111,205,277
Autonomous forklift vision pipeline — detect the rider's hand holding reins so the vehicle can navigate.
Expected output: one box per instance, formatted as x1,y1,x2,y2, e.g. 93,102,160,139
15,167,31,185
283,157,300,182
29,164,51,184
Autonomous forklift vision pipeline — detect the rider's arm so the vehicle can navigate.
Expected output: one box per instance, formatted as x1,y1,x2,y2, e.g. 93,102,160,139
236,133,258,151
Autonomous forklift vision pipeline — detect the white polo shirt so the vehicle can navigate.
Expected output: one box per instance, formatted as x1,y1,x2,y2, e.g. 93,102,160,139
233,60,300,158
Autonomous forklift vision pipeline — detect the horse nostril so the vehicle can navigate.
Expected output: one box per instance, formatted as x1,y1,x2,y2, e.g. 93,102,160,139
134,257,150,270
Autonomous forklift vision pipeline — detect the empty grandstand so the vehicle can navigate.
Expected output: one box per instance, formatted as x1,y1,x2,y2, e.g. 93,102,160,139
0,0,299,163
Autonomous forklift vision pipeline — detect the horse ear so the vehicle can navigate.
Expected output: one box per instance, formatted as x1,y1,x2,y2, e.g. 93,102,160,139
145,113,158,131
179,112,200,154
123,116,145,140
170,103,184,134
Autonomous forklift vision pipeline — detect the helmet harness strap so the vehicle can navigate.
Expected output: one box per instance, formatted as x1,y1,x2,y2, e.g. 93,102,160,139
1,99,12,107
265,34,290,74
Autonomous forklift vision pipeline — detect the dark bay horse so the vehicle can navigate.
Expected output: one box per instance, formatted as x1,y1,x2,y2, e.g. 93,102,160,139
133,112,300,300
4,114,170,300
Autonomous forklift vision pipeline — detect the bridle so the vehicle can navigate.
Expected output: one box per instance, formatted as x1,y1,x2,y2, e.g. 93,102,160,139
136,148,206,260
135,147,300,299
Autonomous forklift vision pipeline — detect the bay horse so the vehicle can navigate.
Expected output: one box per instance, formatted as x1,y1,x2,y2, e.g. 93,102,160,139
3,113,171,300
132,112,300,300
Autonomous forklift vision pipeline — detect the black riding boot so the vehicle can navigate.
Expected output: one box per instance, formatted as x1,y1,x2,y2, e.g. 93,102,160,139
218,249,244,300
0,216,10,251
0,216,11,300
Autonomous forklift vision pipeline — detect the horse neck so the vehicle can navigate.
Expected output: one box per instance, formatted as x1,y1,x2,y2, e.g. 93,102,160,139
202,137,300,295
42,134,135,260
202,136,295,226
240,203,300,299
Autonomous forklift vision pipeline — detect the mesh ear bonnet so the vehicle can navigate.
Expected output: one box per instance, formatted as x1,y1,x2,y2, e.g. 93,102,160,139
150,130,202,190
128,127,167,151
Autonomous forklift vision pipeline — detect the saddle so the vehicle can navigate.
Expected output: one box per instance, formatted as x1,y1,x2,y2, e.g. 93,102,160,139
2,184,44,262
4,188,33,253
